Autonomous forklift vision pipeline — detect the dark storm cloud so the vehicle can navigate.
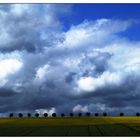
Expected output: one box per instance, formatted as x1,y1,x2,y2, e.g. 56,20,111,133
65,72,76,83
0,88,18,97
0,4,140,115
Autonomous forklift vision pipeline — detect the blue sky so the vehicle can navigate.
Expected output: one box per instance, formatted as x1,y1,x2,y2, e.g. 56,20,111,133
1,4,140,116
62,4,140,40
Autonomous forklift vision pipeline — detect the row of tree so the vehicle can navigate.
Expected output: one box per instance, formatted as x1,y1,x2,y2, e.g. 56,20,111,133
9,112,140,118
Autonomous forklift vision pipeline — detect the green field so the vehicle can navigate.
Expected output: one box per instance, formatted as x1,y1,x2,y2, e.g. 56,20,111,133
0,117,140,136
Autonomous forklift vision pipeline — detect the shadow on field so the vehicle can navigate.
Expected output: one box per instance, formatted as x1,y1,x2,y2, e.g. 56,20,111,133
0,124,139,136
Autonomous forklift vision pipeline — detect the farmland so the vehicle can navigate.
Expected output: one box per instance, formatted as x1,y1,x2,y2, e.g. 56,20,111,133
0,117,140,136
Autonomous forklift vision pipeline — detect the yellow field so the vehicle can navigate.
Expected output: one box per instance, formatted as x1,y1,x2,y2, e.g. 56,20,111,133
0,117,140,136
0,116,140,126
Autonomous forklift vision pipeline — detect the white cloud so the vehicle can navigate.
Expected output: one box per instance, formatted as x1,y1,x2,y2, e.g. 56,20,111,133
0,58,22,87
72,104,88,113
63,27,90,48
60,19,131,49
77,71,123,93
77,77,98,92
35,64,50,80
0,58,22,79
35,107,56,116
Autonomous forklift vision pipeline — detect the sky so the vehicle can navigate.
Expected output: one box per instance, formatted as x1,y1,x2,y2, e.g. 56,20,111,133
0,4,140,116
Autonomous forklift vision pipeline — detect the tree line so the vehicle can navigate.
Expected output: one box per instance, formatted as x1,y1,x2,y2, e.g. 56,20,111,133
9,112,140,118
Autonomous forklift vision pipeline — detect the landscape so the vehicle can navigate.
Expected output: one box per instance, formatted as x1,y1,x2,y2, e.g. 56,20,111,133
0,115,140,136
0,3,140,137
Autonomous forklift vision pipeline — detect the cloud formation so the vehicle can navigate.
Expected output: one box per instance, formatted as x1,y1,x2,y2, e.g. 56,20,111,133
0,4,140,116
72,104,88,113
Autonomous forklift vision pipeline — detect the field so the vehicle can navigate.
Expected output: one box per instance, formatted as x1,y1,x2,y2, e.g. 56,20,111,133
0,117,140,136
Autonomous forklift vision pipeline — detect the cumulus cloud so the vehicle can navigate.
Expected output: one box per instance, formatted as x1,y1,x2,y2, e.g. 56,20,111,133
0,4,140,115
77,71,123,93
0,59,22,78
0,52,23,87
72,104,88,113
0,4,71,52
59,19,132,49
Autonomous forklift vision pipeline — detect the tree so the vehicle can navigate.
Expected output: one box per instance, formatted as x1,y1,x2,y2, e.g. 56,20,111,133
27,113,31,117
86,112,90,117
78,113,82,117
95,113,99,117
136,112,140,116
44,113,48,117
103,112,107,116
18,113,23,118
52,113,56,117
61,113,65,117
35,113,39,117
9,113,13,118
120,113,124,116
70,113,74,117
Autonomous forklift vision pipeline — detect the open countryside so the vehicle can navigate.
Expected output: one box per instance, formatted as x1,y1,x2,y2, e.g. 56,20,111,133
0,117,140,136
